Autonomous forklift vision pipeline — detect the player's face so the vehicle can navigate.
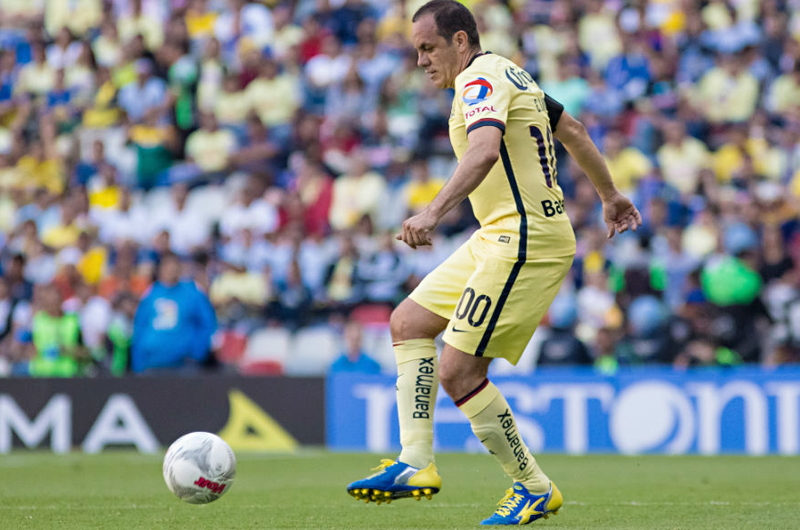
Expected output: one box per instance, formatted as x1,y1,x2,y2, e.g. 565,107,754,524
412,14,460,89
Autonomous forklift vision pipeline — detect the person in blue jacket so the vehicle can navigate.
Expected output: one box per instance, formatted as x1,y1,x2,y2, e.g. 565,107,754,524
132,252,217,373
329,320,382,374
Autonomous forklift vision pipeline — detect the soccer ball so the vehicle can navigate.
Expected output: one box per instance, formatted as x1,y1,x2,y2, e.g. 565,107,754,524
163,432,236,504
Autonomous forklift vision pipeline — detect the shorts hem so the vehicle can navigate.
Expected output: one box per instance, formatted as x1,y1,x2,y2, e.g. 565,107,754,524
408,292,453,321
442,334,522,365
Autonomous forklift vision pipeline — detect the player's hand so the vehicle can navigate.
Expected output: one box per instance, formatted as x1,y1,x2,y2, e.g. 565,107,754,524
396,210,438,249
602,192,642,238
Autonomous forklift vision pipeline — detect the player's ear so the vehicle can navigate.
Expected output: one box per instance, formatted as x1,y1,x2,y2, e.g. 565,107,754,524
454,30,468,52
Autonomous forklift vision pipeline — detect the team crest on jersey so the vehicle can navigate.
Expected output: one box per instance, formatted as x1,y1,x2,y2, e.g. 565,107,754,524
462,77,493,106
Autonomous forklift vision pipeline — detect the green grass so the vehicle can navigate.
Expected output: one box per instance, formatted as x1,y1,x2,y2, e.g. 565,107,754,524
1,451,799,529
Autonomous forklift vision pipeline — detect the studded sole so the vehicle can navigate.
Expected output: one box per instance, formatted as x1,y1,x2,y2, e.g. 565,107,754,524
347,487,440,504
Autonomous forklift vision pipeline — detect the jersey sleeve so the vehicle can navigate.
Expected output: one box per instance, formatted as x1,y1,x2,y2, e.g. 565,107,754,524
457,70,511,136
544,93,564,132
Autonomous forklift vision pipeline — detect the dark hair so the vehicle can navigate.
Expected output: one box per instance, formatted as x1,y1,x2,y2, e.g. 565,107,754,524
412,0,480,48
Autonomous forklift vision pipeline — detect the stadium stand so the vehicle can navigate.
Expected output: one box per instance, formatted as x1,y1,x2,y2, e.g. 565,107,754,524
0,0,798,377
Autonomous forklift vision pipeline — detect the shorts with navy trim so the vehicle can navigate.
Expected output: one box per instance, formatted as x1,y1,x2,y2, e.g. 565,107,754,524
409,230,573,365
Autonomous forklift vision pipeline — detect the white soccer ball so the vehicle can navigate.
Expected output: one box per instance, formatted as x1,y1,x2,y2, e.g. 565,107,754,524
163,432,236,504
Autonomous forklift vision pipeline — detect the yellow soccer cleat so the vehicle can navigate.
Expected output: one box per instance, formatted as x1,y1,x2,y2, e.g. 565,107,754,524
346,459,442,503
480,482,562,525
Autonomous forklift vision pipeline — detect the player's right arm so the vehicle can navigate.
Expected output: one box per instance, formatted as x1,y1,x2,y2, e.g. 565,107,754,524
553,111,642,238
397,125,501,248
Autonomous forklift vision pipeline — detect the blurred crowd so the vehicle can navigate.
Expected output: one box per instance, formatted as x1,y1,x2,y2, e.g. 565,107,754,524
0,0,799,377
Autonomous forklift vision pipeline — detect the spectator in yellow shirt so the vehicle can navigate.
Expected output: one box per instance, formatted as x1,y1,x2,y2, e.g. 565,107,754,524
246,57,300,128
117,0,164,51
766,60,800,117
578,0,622,70
329,151,386,231
76,231,108,285
406,159,445,215
696,53,759,124
15,44,55,98
0,0,44,28
44,0,101,38
712,126,777,183
42,200,82,249
270,4,304,61
185,0,218,42
93,20,123,68
791,166,800,198
210,258,271,318
214,73,250,129
603,131,653,194
656,120,711,195
701,0,735,31
88,164,122,211
81,67,122,129
184,112,237,174
16,134,64,195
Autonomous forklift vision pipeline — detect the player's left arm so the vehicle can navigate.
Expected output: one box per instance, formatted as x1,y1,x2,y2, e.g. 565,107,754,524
553,111,642,238
397,125,501,248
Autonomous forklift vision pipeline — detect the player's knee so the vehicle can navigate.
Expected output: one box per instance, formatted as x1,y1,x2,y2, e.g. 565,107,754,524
439,362,481,400
390,301,441,341
438,366,461,398
389,305,412,340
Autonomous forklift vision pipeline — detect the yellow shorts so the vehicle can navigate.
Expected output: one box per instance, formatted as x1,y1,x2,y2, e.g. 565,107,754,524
409,231,574,365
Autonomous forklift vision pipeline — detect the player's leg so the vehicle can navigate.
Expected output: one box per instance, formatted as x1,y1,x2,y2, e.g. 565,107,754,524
346,237,477,503
440,249,572,523
391,299,448,469
440,346,551,493
346,299,447,503
441,344,562,525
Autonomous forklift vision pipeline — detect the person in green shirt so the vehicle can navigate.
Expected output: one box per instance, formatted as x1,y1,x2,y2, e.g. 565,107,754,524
105,292,138,376
30,284,86,377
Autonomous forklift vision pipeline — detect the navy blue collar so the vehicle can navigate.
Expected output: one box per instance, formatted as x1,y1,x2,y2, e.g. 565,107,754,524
466,50,491,68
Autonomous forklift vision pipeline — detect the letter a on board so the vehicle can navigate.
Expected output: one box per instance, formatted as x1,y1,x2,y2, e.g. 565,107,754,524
217,389,299,451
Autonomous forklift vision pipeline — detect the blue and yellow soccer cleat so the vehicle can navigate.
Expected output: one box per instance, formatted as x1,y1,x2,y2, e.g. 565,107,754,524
346,459,442,504
480,482,562,525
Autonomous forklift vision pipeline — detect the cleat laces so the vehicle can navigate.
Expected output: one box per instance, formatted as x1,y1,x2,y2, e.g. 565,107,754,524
365,459,396,478
494,488,524,517
371,459,395,472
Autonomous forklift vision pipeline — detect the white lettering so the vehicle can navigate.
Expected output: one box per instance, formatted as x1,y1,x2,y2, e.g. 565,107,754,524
767,383,800,455
0,394,71,454
353,384,396,452
690,381,768,455
539,383,614,454
610,381,694,454
82,394,158,454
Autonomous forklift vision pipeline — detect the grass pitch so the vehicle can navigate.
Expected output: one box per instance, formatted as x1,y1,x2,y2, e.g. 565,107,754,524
1,451,799,529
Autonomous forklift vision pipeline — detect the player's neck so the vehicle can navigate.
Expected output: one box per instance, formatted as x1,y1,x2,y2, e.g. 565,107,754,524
449,48,483,88
457,47,484,78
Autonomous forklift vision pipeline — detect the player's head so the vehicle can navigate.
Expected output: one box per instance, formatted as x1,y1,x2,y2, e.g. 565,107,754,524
412,0,481,89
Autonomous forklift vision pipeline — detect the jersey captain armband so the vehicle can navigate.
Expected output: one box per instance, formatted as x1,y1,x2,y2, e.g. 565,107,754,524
544,94,564,132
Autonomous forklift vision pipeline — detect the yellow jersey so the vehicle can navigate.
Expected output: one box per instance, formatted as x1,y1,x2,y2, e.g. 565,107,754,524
449,53,576,259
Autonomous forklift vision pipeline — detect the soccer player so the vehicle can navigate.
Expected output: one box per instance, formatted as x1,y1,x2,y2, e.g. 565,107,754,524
346,0,642,525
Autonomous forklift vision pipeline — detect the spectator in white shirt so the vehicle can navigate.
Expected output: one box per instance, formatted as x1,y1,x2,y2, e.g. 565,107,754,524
219,176,279,239
94,188,149,246
305,34,353,89
117,59,167,122
63,281,111,355
150,184,211,256
214,0,274,56
46,28,83,70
